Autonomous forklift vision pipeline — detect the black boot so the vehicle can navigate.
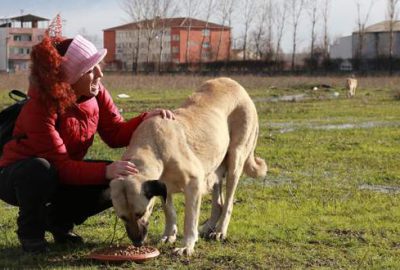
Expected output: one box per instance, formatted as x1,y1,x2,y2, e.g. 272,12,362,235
49,226,83,244
19,238,48,253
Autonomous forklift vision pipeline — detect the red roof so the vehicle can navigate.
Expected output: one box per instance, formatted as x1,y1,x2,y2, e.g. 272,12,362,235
103,17,230,31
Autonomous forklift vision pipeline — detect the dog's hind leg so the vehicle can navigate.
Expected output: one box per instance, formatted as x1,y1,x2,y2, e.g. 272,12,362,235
160,193,177,244
200,167,225,238
210,150,246,241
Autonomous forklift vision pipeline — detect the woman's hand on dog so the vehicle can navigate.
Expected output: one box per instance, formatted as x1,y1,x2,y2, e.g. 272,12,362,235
144,108,175,120
106,160,139,179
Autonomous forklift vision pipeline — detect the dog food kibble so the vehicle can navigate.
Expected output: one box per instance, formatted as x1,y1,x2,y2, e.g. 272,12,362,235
96,245,156,256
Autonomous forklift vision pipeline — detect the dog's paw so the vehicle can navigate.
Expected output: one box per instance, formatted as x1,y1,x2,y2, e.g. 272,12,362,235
208,232,226,241
200,226,215,239
160,234,177,244
173,246,194,256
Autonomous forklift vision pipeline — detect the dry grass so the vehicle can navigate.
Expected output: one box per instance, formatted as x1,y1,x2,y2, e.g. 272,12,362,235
1,72,399,93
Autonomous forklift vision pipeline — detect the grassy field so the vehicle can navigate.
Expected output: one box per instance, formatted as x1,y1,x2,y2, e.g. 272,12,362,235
0,73,399,269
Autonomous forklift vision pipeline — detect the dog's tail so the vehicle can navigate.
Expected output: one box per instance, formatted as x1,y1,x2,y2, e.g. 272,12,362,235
244,155,267,178
243,126,267,179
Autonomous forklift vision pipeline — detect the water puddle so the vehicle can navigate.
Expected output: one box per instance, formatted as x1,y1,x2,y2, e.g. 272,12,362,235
269,121,400,134
359,184,400,194
254,92,341,103
242,175,293,187
255,94,308,103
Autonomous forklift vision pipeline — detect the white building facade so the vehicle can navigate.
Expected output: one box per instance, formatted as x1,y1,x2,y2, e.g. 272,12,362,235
0,14,48,72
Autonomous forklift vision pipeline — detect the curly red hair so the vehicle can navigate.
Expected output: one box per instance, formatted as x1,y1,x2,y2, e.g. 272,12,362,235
30,36,76,113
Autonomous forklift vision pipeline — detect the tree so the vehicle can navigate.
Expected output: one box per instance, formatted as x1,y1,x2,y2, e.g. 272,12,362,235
215,0,236,61
252,0,273,60
289,0,306,71
241,0,256,60
198,0,215,67
265,0,275,60
308,0,318,70
322,0,331,61
121,0,178,72
154,0,179,73
275,0,289,64
354,0,375,69
120,0,145,73
387,0,399,75
181,0,202,64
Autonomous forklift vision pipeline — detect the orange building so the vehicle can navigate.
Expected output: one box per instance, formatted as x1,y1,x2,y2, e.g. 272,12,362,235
103,17,230,71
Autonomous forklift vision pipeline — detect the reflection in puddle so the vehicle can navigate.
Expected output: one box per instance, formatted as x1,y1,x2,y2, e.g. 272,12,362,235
269,121,400,133
359,184,400,194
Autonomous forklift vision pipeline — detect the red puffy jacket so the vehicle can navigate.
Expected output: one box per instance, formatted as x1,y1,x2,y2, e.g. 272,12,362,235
0,83,146,185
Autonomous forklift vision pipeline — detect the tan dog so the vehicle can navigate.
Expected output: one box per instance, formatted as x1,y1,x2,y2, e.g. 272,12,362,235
346,77,358,97
109,77,267,256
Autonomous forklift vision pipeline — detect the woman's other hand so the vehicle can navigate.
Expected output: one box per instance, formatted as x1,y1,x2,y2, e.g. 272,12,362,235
144,109,175,120
106,160,139,179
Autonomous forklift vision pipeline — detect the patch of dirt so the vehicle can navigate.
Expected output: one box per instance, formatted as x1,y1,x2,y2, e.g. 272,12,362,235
327,229,367,243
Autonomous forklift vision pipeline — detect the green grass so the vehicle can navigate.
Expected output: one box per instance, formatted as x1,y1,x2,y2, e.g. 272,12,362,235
0,75,399,269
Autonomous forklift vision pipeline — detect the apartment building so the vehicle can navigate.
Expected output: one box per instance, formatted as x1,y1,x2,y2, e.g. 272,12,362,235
103,17,230,71
0,14,49,72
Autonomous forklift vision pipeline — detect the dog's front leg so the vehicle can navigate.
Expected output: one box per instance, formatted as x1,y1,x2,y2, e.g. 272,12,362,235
160,193,177,244
174,183,202,256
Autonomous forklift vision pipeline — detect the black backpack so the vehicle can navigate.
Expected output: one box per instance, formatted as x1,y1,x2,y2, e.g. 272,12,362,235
0,90,28,155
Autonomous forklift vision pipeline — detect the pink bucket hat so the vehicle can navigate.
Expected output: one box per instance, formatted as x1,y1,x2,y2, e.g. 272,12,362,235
61,35,107,84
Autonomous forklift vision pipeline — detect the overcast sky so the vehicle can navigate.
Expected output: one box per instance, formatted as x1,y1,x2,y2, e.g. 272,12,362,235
0,0,389,52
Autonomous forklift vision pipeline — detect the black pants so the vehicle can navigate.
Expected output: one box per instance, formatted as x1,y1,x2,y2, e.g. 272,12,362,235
0,158,112,239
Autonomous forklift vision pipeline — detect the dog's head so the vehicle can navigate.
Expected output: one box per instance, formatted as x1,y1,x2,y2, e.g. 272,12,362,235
110,177,167,246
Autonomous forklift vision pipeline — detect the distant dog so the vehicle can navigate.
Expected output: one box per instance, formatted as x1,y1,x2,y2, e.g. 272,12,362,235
346,77,358,97
109,77,267,256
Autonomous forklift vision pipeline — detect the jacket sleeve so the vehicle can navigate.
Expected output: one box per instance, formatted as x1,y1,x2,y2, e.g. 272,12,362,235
22,107,109,185
96,84,147,148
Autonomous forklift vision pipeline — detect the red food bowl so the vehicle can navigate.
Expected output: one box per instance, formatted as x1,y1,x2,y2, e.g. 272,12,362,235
87,245,160,263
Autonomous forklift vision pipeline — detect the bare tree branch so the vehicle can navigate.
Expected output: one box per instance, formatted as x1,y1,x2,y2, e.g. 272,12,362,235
289,0,306,71
354,0,376,68
198,0,216,66
387,0,400,74
181,0,202,63
308,0,318,67
275,0,289,62
215,0,236,61
241,0,256,60
322,0,331,60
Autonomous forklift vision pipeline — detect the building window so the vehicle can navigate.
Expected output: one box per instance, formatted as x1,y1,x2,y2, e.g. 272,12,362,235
13,34,32,41
202,42,210,48
202,52,211,59
202,29,210,36
172,46,179,53
10,47,30,55
172,34,180,41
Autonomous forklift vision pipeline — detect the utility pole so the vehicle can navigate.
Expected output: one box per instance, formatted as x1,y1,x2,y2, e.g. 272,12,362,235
5,35,10,73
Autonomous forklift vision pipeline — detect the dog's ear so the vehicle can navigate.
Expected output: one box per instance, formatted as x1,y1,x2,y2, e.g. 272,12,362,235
143,180,167,202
